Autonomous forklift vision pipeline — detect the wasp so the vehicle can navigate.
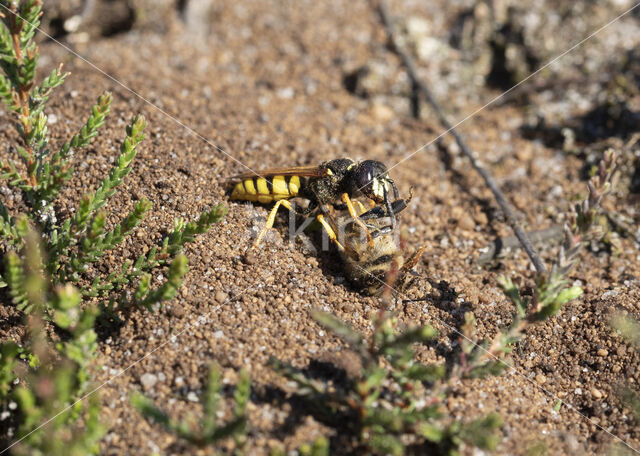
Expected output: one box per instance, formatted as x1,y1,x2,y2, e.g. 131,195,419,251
227,158,400,247
323,195,425,296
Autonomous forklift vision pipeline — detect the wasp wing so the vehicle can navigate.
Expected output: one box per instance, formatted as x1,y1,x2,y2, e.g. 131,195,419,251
224,165,329,185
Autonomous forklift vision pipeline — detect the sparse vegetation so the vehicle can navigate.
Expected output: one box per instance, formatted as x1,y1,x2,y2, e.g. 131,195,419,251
493,149,617,357
610,315,640,455
270,309,501,455
612,315,640,419
0,230,105,455
0,0,227,314
131,362,251,452
0,0,636,454
269,436,330,456
0,1,227,452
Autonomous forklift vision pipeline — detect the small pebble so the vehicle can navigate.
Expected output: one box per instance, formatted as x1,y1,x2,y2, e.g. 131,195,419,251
187,391,199,402
104,346,112,356
244,251,257,265
215,291,228,304
370,103,394,122
591,388,603,399
458,214,476,231
535,374,547,385
140,373,158,391
596,348,608,357
474,211,488,226
169,305,185,318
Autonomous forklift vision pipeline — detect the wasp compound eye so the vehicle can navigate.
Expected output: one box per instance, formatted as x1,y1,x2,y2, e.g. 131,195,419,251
354,160,389,202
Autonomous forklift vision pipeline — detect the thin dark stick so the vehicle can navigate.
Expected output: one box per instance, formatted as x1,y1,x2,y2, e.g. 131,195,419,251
376,0,547,275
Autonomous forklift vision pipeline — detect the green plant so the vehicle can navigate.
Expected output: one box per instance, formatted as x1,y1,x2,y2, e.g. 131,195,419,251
269,436,330,456
609,314,640,455
612,315,640,420
131,362,251,452
0,1,228,452
0,0,227,314
485,149,618,364
0,230,105,455
270,310,501,456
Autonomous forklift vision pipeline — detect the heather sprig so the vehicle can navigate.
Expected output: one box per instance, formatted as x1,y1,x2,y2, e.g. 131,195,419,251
532,149,616,318
0,230,105,455
131,363,251,451
0,1,227,312
270,310,501,455
612,315,640,419
270,437,330,456
466,150,619,375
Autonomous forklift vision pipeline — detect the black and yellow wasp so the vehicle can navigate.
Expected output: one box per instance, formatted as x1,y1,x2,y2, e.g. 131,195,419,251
227,158,400,248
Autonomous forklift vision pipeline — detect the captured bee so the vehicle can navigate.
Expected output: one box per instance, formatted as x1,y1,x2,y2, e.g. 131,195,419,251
226,158,400,247
323,196,425,296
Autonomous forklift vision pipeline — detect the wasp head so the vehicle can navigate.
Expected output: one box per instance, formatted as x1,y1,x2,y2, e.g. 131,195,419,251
348,160,398,203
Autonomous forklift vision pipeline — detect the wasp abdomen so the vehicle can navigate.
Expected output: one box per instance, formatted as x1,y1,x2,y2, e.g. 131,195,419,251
230,176,301,204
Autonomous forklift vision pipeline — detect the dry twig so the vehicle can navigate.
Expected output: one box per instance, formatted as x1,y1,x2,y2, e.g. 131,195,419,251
375,0,547,274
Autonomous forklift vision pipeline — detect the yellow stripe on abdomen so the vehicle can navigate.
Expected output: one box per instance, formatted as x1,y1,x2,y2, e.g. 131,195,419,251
243,179,257,195
256,179,269,195
231,179,259,202
288,176,300,195
230,176,301,203
272,176,288,195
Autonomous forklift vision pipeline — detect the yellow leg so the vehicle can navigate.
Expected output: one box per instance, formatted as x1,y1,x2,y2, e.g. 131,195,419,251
354,200,368,216
341,193,373,246
316,214,345,251
253,199,294,248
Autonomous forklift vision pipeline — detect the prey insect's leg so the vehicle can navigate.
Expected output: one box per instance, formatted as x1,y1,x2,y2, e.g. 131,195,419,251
316,214,345,251
383,186,396,230
340,193,374,246
401,245,426,274
253,199,295,248
360,199,408,220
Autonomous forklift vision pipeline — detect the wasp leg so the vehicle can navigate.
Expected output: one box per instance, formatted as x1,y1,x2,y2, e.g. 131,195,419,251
287,201,310,216
340,193,374,246
355,200,368,216
371,225,392,239
316,214,345,251
332,200,369,216
253,199,295,248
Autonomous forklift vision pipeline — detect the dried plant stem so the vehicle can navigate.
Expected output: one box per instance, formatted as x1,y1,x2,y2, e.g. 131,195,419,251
375,0,547,275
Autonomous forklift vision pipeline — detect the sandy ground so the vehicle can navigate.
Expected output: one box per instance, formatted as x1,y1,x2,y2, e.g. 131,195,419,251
1,0,640,454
